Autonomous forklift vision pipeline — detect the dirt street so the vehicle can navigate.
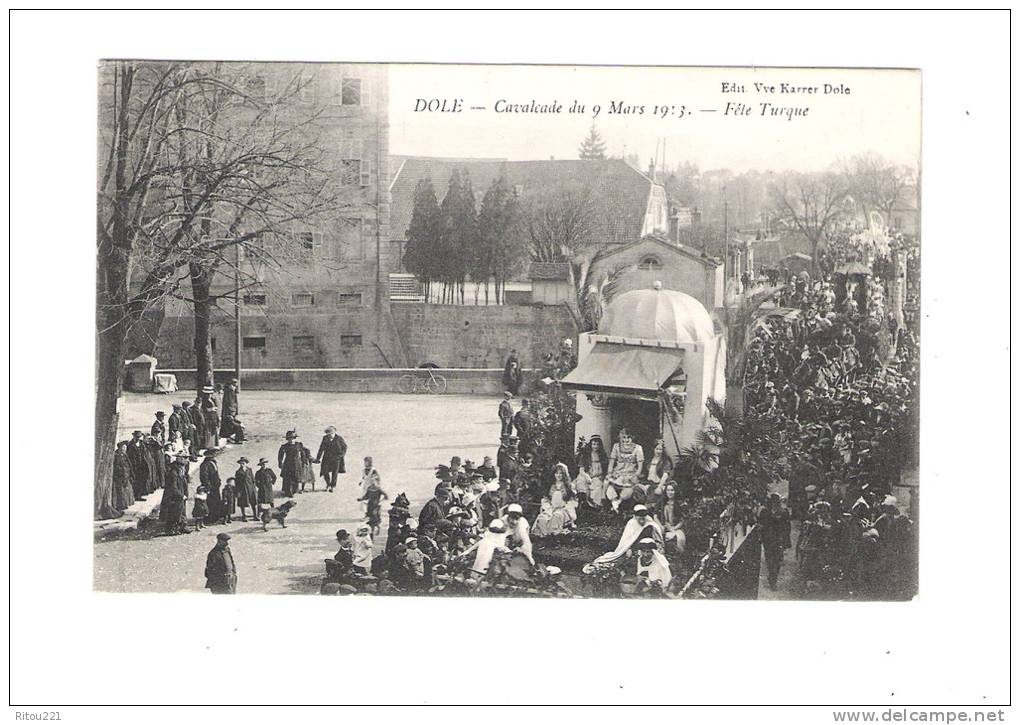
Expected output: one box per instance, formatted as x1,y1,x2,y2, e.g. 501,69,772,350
94,391,502,594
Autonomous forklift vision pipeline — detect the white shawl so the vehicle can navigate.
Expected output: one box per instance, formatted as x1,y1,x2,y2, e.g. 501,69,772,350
592,517,664,565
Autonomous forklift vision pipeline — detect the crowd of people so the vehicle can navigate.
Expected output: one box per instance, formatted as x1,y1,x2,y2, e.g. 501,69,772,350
742,257,920,596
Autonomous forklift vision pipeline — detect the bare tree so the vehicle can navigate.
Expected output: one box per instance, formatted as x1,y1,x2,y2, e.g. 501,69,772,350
843,152,915,227
95,61,354,518
768,171,849,272
523,188,611,330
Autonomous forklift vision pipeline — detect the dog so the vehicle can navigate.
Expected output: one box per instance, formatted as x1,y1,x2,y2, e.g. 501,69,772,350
261,500,297,531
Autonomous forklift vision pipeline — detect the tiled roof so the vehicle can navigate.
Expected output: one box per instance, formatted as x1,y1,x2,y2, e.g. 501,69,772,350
388,156,656,248
529,262,570,281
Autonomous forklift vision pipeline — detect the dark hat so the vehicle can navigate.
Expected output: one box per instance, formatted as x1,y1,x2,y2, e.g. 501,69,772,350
336,529,349,539
258,457,269,466
216,533,231,542
155,411,165,418
394,493,410,508
204,449,220,458
435,482,452,495
285,430,298,439
172,403,182,410
132,430,143,437
182,400,192,407
237,457,249,464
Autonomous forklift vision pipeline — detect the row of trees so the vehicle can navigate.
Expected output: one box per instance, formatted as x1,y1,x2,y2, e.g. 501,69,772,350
96,61,352,517
402,171,528,305
402,168,619,333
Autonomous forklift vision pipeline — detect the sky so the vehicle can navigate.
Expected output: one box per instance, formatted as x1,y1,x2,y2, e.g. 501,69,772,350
389,64,921,174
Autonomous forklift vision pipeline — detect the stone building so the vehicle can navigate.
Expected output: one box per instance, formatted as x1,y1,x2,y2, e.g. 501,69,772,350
151,63,402,370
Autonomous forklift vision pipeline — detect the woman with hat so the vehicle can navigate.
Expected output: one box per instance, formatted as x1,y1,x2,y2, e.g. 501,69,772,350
234,456,258,523
505,503,534,564
465,519,511,577
161,452,191,535
278,430,303,498
199,385,220,450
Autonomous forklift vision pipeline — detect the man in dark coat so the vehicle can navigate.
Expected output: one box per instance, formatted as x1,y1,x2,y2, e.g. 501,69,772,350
502,351,522,396
234,457,258,522
254,458,276,509
497,437,520,482
199,449,223,524
151,411,166,446
168,404,184,441
418,483,452,531
758,493,792,590
161,453,190,534
278,430,303,498
220,379,240,441
204,533,237,594
313,426,347,493
498,392,514,438
126,431,152,499
513,400,533,453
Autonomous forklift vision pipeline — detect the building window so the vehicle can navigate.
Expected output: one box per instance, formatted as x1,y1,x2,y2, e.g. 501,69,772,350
297,230,324,256
243,293,267,306
292,335,315,353
337,292,362,306
638,256,662,271
339,138,364,186
341,77,362,106
242,336,266,350
291,292,314,307
340,334,363,347
210,337,217,353
298,75,315,104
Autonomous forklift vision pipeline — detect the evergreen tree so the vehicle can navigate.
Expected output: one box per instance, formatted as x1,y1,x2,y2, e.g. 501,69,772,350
439,168,478,304
476,175,527,304
578,123,607,160
403,178,441,298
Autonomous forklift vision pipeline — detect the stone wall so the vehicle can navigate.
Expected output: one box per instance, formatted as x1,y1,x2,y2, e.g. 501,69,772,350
389,303,576,369
160,366,528,395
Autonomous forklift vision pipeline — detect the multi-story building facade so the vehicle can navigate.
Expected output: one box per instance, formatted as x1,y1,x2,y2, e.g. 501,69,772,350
151,63,402,370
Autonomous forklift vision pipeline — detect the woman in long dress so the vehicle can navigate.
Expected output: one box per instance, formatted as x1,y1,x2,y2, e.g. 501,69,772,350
604,429,644,512
532,463,578,537
576,435,609,508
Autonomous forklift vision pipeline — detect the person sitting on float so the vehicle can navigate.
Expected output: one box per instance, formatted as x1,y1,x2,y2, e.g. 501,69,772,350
635,537,672,589
575,434,608,508
532,462,578,537
604,428,644,513
464,519,511,576
505,503,534,564
590,504,663,566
